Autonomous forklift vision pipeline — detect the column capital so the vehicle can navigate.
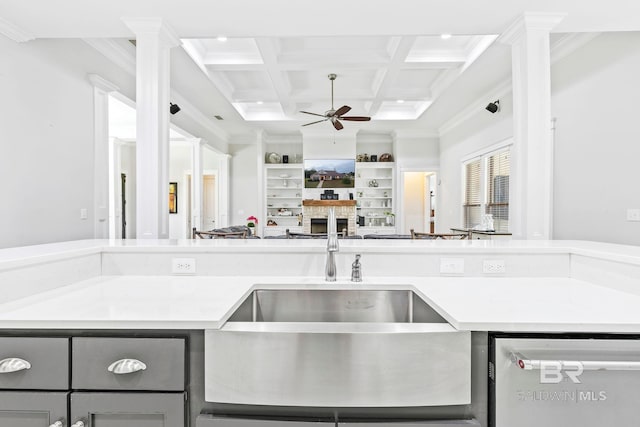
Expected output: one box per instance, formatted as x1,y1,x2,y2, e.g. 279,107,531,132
499,12,566,45
88,74,120,93
121,17,181,48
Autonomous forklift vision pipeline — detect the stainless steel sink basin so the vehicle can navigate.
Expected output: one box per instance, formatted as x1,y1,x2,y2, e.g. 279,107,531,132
227,289,447,323
205,287,470,408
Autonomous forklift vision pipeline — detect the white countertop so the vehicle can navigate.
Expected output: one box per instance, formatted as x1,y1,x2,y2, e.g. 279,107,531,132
0,239,639,333
1,273,640,333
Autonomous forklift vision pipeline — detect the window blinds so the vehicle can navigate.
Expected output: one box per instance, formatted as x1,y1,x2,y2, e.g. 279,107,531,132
464,159,482,228
487,150,510,232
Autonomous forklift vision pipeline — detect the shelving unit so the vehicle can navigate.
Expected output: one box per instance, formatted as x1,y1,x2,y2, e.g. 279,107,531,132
264,163,304,236
355,162,396,234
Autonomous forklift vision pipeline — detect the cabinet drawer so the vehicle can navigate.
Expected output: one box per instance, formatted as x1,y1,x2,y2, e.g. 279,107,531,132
72,337,185,391
0,337,69,390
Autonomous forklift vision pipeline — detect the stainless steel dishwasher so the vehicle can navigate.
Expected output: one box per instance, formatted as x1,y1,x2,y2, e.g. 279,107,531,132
491,334,640,427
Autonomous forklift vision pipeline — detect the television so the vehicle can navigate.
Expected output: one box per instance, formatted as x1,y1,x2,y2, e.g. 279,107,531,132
304,159,356,189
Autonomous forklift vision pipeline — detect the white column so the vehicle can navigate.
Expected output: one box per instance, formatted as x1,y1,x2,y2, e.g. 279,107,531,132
217,154,231,228
88,74,120,239
190,138,204,232
123,18,180,239
500,12,565,239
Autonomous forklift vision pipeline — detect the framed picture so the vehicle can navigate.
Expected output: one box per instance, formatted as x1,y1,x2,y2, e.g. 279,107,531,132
169,182,178,214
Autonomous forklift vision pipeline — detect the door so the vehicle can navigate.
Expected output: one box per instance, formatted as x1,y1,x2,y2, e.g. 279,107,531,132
0,391,68,427
70,392,184,427
203,175,216,230
402,171,434,234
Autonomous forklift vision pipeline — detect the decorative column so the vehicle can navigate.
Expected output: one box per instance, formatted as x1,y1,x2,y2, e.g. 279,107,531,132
190,138,204,232
123,18,180,239
500,13,564,239
88,74,120,239
217,154,231,228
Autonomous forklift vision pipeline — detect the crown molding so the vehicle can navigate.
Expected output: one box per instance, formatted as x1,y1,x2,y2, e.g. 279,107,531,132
0,16,35,42
83,38,136,76
499,12,566,45
170,91,230,144
121,17,181,48
391,129,439,140
438,80,512,137
87,74,120,92
550,32,600,64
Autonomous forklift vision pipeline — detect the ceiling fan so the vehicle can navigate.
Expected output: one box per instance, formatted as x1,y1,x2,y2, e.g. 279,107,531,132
301,73,371,131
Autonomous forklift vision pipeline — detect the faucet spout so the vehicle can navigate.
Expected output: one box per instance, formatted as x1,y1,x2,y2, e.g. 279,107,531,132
325,207,339,282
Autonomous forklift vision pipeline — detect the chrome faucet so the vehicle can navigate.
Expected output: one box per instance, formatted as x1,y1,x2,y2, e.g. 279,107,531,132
351,254,362,282
325,207,339,282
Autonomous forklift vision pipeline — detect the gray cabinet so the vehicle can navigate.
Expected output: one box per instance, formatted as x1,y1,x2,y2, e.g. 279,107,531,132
0,335,186,427
70,337,186,427
70,392,185,427
0,391,68,427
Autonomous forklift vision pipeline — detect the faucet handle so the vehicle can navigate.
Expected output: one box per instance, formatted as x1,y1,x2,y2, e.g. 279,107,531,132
351,254,362,282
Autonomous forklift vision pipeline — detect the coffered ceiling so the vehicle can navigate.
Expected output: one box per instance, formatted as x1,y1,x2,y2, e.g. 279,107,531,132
2,0,640,140
181,34,497,129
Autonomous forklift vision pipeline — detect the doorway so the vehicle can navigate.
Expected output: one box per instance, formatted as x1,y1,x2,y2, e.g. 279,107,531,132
203,174,217,231
402,171,437,234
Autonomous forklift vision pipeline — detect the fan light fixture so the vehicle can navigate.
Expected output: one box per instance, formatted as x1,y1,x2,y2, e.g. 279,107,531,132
300,73,371,130
485,100,500,114
170,103,181,115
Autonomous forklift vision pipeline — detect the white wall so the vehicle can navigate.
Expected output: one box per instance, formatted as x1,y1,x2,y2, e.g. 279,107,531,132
0,38,134,249
229,144,260,226
551,32,640,245
438,99,514,233
168,144,192,239
120,144,137,238
437,32,640,246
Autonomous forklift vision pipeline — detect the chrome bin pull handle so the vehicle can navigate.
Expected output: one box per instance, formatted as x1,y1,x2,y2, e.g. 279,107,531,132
511,351,640,371
107,358,147,374
0,357,31,373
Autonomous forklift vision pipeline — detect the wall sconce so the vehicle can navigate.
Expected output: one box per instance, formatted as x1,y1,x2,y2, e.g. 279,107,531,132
170,103,181,115
485,100,500,114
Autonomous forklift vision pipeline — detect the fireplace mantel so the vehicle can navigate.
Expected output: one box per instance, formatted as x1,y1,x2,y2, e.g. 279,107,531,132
302,200,357,207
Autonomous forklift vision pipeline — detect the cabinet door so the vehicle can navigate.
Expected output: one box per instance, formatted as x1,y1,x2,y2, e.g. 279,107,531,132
0,391,67,427
70,392,184,427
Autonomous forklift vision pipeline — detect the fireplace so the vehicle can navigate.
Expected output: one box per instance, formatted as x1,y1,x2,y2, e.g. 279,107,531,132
311,218,348,235
301,200,357,235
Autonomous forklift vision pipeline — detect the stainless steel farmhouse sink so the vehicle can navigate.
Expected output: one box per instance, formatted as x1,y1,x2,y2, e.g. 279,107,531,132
205,288,470,407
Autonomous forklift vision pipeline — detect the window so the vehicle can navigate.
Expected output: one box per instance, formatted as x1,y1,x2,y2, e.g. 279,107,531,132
463,159,482,228
463,148,510,232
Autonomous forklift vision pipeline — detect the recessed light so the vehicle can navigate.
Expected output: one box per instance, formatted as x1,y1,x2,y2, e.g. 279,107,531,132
440,33,452,40
217,36,228,42
256,101,264,105
396,99,405,104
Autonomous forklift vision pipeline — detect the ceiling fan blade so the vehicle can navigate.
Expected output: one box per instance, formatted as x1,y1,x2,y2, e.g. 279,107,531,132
333,119,344,131
300,111,327,118
302,118,329,127
334,105,351,117
340,116,371,122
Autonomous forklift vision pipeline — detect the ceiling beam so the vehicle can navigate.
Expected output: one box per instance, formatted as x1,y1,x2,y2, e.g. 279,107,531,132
367,36,417,116
254,38,295,116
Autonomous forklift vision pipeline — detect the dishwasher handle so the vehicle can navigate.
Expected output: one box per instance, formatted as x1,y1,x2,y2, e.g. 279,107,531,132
511,352,640,371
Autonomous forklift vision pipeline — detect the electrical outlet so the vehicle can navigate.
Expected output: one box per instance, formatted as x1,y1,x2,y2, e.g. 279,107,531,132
172,258,196,274
627,209,640,222
80,208,88,220
440,258,464,274
483,260,506,274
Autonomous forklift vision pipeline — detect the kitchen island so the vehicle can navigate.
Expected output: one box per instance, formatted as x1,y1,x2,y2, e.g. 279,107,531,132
0,239,639,427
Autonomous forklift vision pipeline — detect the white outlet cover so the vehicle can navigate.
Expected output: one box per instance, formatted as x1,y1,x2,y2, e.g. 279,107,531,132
627,208,640,222
440,258,464,274
483,260,506,274
172,258,196,274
